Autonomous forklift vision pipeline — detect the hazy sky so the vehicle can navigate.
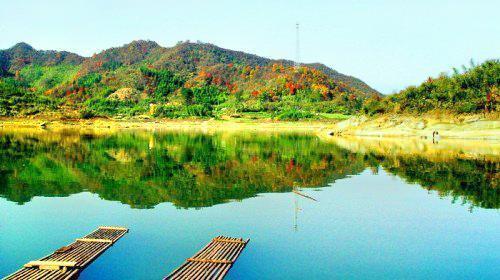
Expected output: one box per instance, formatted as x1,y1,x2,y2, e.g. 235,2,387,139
1,0,498,93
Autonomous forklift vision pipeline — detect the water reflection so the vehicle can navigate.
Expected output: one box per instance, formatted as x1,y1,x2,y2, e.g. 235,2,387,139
0,129,498,209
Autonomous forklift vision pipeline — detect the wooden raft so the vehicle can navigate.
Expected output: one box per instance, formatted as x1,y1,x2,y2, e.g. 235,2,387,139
4,226,128,280
165,236,249,280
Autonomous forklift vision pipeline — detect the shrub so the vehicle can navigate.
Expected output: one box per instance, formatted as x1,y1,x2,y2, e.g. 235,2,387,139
181,88,194,105
277,109,314,121
362,98,387,116
457,102,478,113
77,73,102,88
192,85,228,106
187,104,211,117
140,67,185,101
153,105,184,118
80,108,96,119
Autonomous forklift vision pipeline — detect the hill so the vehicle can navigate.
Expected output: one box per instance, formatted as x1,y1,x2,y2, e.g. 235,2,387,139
0,40,380,118
359,59,499,115
78,40,379,94
0,42,83,74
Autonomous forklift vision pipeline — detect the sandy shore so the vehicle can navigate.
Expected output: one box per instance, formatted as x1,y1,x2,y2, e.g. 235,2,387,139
0,117,337,133
1,114,499,140
323,113,500,140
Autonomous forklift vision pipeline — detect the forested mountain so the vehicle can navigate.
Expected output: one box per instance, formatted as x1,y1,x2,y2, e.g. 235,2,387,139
0,40,497,119
0,40,380,118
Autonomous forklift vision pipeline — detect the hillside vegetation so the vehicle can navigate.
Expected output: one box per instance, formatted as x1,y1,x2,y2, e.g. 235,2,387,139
0,41,378,120
361,59,499,115
0,41,498,120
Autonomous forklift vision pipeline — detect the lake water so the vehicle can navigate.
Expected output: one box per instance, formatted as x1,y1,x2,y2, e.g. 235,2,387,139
0,129,498,279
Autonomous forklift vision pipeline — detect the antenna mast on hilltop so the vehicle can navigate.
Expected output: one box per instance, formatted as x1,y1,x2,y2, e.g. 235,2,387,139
295,23,300,69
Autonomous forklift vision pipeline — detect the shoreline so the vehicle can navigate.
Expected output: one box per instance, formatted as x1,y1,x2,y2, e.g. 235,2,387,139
325,113,500,140
1,117,498,161
0,117,338,132
1,115,499,140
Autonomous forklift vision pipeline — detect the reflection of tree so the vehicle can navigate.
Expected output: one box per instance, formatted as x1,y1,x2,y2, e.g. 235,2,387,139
0,131,497,209
0,131,364,208
379,157,499,209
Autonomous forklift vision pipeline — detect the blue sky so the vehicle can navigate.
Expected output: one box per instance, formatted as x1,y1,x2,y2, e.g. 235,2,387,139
1,0,498,93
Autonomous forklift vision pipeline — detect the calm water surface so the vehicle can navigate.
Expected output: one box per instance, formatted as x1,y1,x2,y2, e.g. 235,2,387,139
0,129,498,279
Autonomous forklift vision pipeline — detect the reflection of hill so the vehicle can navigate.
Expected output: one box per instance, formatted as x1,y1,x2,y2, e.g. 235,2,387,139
0,130,365,208
328,136,499,209
327,136,500,162
0,130,498,209
384,157,498,209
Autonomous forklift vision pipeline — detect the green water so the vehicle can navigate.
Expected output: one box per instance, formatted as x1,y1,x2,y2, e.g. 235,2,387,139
0,130,498,279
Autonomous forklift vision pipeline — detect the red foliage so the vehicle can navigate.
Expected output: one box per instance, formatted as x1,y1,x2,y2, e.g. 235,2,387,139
285,82,300,95
251,90,260,97
286,158,296,173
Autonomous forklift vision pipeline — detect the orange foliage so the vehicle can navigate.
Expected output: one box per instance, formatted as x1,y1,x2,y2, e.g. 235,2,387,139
312,84,329,99
285,81,301,95
272,63,284,73
225,81,238,93
212,77,222,85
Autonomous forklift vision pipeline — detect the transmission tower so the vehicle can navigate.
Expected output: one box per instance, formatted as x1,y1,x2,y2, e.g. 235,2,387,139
295,23,300,69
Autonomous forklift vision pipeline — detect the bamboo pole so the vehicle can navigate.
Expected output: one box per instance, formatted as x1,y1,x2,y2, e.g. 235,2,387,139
75,238,112,243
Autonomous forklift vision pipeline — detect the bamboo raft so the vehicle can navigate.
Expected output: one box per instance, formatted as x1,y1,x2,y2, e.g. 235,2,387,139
165,236,249,280
4,226,128,280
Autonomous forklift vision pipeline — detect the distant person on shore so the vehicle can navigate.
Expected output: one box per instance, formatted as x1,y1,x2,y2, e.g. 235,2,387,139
432,131,440,143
